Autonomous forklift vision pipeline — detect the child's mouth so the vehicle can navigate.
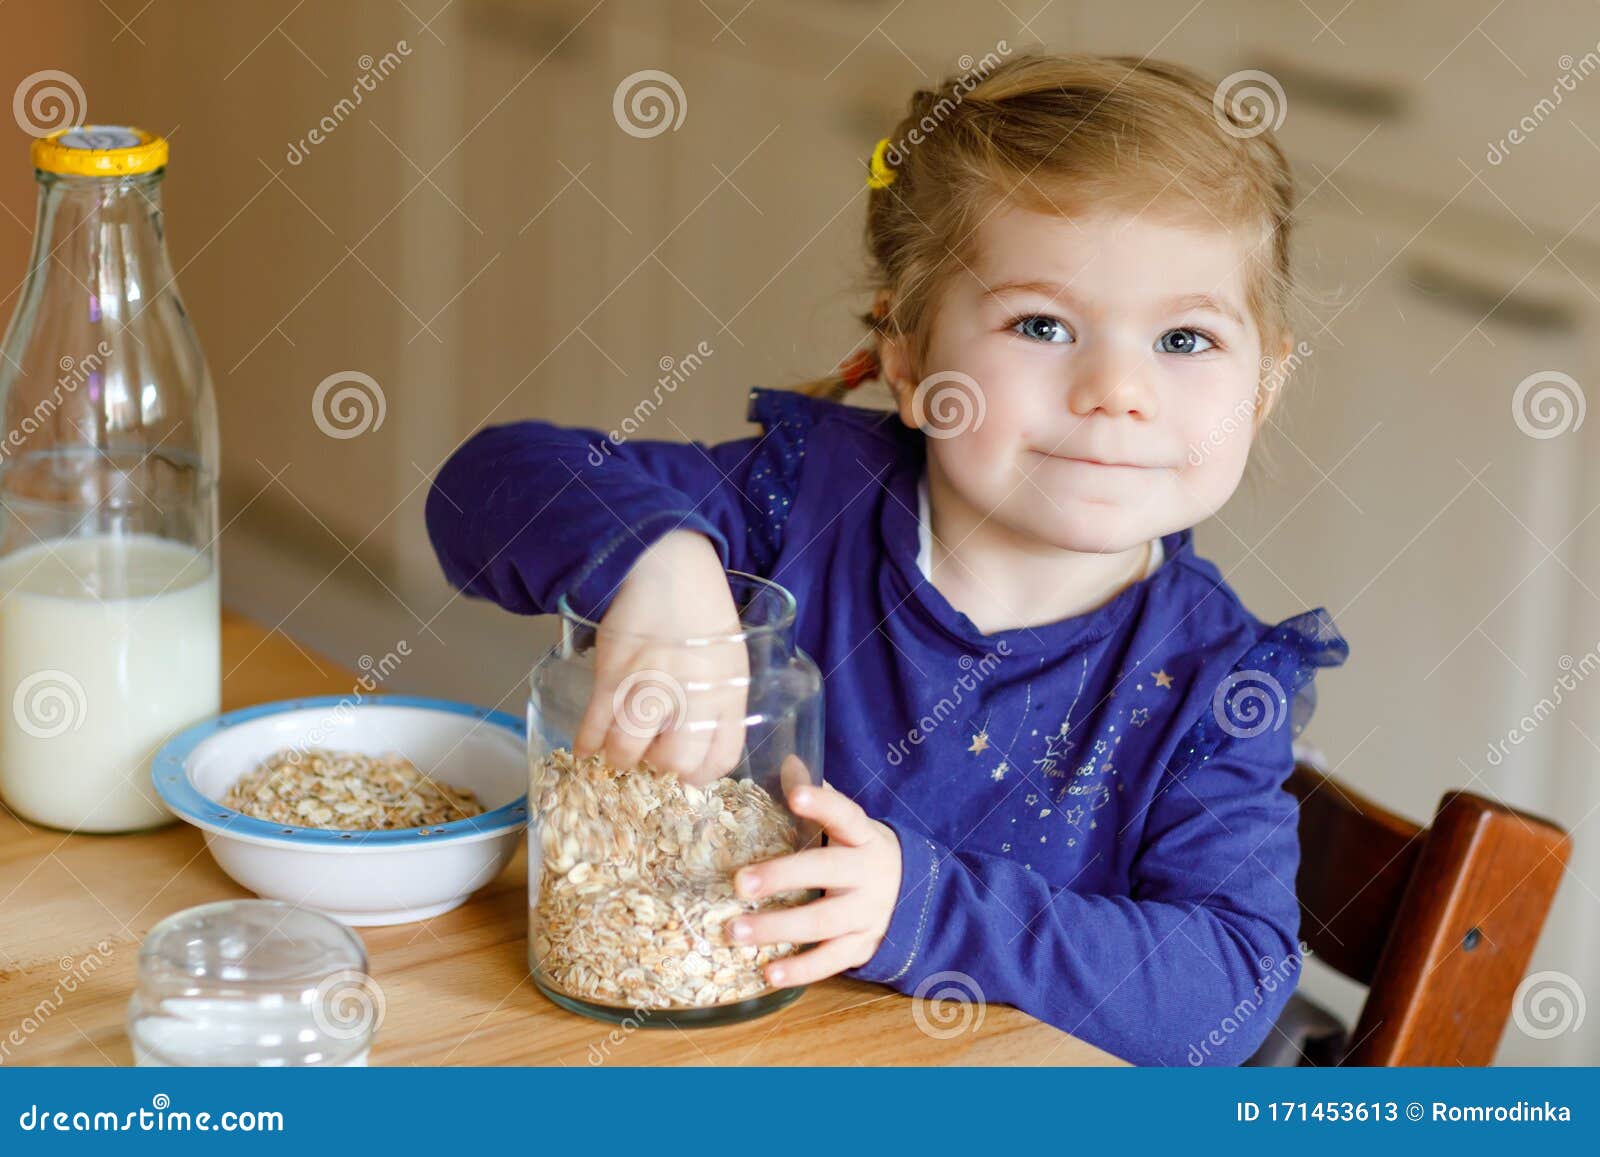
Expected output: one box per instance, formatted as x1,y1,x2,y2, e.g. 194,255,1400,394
1034,450,1149,471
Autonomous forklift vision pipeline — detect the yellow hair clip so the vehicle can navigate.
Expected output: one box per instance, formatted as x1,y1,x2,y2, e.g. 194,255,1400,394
868,137,897,190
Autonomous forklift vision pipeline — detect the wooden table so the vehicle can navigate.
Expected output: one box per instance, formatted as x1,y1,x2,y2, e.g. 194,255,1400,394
0,612,1121,1066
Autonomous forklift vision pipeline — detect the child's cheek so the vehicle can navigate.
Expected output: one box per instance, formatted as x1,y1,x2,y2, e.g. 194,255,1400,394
1173,378,1257,511
966,379,1040,476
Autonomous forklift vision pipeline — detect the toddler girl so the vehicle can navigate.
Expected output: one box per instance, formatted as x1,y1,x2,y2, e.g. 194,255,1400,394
426,52,1349,1066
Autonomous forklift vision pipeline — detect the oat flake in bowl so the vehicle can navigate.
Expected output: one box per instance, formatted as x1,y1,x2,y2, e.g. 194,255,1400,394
153,696,528,926
223,748,486,831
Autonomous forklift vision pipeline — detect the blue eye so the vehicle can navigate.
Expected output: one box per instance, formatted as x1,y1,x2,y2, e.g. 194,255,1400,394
1157,328,1216,355
1012,315,1072,343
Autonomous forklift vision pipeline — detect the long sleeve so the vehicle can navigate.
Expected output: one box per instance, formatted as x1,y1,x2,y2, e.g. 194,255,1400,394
425,402,802,620
853,730,1301,1067
849,613,1348,1066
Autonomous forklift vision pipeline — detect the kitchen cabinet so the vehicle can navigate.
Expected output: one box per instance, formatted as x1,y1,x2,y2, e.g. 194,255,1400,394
1201,197,1600,1065
1070,0,1600,247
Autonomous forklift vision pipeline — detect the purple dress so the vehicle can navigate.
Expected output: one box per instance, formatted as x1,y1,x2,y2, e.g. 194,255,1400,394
426,386,1351,1065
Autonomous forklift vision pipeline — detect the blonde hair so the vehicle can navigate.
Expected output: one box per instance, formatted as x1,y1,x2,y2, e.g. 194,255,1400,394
801,52,1299,411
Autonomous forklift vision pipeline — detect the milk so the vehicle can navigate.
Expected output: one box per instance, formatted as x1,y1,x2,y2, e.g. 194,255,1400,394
0,534,219,832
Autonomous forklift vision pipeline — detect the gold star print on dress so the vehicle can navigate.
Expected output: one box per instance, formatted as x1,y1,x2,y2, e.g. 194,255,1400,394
1032,731,1071,779
1028,654,1088,781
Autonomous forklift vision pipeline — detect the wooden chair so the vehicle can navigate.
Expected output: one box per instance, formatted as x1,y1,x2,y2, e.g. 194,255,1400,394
1274,763,1571,1065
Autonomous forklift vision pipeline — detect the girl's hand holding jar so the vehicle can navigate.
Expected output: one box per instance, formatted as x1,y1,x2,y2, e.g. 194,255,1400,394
576,533,905,981
574,529,752,786
733,761,903,986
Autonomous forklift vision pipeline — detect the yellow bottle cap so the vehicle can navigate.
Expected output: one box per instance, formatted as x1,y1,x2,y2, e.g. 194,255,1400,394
31,125,168,177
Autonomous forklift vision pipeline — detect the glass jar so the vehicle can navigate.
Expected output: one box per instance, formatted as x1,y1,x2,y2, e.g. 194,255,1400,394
0,126,219,833
527,571,823,1026
127,900,380,1066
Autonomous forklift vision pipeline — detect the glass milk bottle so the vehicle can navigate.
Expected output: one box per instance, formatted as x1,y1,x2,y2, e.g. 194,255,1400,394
0,127,220,833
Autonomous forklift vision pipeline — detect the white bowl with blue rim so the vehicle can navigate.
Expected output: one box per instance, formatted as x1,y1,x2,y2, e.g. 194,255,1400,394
153,695,528,926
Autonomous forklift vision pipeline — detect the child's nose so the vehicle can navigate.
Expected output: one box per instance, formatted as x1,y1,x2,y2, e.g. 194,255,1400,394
1066,344,1159,421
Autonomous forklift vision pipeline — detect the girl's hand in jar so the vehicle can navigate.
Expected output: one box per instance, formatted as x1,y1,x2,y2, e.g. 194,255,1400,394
574,530,750,786
728,758,903,985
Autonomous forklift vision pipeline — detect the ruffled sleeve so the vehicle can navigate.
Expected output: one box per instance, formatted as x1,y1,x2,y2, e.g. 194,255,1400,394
1170,607,1351,780
740,387,821,573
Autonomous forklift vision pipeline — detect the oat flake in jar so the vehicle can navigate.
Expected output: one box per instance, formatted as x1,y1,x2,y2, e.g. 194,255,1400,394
0,127,220,833
527,571,823,1026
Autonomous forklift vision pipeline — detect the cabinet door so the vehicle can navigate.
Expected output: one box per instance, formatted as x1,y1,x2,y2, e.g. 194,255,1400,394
1212,207,1591,811
1202,201,1597,1061
1070,0,1600,245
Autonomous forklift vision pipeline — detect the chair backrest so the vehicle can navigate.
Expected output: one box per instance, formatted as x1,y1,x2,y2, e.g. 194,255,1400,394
1288,763,1571,1065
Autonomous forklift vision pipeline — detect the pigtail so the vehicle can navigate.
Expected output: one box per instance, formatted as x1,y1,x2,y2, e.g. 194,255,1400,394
794,303,889,403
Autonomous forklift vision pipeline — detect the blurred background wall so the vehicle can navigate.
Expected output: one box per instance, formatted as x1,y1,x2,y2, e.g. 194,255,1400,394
3,0,1598,1063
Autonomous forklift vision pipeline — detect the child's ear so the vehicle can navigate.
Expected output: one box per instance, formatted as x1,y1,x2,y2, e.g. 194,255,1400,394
1254,334,1294,431
878,331,920,430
